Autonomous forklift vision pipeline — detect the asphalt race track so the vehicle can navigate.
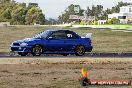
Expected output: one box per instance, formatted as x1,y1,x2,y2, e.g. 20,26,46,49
0,52,132,58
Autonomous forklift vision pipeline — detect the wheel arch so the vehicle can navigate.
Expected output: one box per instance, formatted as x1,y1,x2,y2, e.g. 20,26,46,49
32,44,44,52
75,44,86,50
32,44,44,48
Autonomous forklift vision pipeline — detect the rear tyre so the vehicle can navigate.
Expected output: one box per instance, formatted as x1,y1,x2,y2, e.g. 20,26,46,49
31,45,43,56
62,54,68,56
18,52,28,56
75,46,85,56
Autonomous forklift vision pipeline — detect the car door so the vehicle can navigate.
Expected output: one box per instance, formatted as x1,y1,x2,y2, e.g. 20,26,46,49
45,31,67,52
63,31,79,51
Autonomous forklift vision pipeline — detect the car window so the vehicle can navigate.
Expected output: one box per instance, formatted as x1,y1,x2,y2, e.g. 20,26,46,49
50,31,67,40
33,31,51,39
65,31,79,39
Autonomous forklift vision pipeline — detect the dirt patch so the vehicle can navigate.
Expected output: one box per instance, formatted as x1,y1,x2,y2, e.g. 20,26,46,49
0,58,131,88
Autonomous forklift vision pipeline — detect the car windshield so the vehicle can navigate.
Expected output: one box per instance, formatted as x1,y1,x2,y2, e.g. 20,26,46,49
33,31,51,39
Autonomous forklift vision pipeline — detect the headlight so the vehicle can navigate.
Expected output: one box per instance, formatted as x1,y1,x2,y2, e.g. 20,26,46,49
20,43,28,47
10,43,13,46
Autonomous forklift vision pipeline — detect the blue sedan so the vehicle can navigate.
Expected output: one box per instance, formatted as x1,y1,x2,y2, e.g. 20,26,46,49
10,30,93,56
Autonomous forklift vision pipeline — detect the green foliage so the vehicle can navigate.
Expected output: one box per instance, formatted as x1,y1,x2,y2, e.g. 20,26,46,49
59,1,132,23
0,8,11,22
111,18,120,24
94,20,98,25
85,2,132,20
80,22,87,25
11,4,26,24
58,4,84,23
107,20,113,25
111,1,131,13
25,7,45,25
85,5,105,20
0,0,45,25
107,18,120,24
27,3,38,10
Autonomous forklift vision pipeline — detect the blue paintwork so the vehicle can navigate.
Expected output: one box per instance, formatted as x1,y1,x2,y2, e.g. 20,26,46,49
10,30,93,54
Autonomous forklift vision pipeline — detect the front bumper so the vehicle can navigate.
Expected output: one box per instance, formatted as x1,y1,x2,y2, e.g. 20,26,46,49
10,46,33,53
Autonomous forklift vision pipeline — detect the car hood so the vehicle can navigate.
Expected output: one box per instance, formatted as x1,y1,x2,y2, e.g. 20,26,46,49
14,38,40,43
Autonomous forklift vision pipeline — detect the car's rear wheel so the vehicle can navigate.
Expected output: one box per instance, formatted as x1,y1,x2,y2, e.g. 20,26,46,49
18,52,28,56
75,46,85,56
31,45,43,56
62,54,69,56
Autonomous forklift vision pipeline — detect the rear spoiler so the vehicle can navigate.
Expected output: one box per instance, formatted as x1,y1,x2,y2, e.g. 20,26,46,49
85,33,92,38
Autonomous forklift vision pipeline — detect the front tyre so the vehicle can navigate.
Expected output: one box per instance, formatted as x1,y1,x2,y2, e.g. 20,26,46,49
31,45,43,56
18,52,28,56
75,46,85,56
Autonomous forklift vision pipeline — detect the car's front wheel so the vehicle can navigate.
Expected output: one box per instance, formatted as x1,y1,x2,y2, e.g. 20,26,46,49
75,46,85,56
18,52,28,56
31,45,43,56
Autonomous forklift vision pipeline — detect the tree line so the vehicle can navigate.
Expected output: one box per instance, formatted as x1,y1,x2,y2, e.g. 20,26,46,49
0,0,132,25
59,2,132,23
0,0,45,25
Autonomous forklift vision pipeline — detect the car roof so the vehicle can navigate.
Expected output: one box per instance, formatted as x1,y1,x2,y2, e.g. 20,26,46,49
47,29,73,32
47,29,69,31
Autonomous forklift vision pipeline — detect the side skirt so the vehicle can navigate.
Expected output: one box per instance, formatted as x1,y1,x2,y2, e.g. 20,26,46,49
43,51,75,54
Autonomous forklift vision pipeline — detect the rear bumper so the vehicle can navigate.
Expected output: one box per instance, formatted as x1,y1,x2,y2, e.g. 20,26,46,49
10,46,33,53
85,46,93,52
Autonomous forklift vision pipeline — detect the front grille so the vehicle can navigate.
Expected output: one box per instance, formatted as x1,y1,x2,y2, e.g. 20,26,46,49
13,43,20,46
11,47,19,51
